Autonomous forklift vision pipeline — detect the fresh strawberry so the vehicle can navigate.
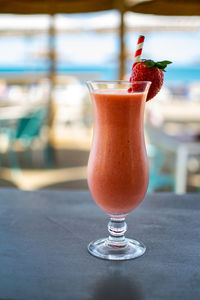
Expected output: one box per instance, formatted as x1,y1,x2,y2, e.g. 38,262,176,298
129,59,172,101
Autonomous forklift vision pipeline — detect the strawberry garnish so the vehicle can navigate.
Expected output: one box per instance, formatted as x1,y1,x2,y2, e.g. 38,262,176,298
129,59,172,101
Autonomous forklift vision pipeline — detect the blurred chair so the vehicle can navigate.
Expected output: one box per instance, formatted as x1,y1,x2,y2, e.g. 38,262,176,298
147,144,174,192
5,106,47,172
14,107,46,144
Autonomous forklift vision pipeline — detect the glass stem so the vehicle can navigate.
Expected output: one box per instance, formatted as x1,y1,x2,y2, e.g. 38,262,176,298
106,216,128,248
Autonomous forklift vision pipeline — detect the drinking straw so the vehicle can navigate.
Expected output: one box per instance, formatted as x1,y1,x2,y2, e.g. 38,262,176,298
129,35,145,90
132,35,145,68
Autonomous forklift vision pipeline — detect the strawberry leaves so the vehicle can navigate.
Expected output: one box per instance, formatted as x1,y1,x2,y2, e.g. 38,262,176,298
142,59,172,72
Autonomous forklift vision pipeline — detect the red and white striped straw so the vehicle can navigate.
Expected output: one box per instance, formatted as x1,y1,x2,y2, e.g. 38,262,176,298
134,35,145,64
129,35,145,84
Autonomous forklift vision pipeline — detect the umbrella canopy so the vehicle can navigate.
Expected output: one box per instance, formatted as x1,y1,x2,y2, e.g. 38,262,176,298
0,0,117,14
131,0,200,16
0,0,199,16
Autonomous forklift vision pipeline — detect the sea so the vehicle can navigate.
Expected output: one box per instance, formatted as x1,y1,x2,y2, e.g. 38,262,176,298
0,63,200,86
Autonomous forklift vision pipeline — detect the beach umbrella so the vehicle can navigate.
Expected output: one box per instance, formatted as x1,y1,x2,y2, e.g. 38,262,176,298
1,0,200,15
0,0,115,14
130,0,200,16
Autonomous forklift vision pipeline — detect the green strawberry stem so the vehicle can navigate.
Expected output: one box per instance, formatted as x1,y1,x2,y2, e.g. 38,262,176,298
142,59,172,72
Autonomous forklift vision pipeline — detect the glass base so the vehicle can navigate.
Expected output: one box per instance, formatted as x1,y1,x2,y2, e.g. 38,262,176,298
88,237,146,261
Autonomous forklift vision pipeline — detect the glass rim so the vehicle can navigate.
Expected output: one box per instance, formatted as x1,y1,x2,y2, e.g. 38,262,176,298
86,80,152,85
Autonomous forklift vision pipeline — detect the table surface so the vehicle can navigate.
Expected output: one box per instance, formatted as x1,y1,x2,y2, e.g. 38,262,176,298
0,188,200,300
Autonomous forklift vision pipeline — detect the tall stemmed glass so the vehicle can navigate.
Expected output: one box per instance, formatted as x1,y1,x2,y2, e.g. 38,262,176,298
86,80,151,260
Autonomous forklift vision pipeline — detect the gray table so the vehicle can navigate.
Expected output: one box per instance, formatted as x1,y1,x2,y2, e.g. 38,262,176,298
0,188,200,300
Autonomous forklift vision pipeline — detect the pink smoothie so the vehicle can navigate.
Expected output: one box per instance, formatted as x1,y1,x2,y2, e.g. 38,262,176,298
88,90,149,215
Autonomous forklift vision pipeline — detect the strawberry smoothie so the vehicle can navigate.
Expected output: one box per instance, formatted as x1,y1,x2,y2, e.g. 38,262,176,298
86,35,171,261
88,89,149,215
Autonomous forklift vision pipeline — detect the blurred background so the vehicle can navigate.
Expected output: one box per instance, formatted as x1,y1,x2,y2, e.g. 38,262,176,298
0,0,199,193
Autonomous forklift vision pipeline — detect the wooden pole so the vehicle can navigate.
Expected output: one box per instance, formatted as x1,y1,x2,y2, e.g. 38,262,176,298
48,14,56,128
119,8,126,80
46,14,56,166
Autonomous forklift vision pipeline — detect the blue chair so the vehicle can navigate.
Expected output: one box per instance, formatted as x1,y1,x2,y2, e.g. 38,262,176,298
14,107,46,144
6,106,47,172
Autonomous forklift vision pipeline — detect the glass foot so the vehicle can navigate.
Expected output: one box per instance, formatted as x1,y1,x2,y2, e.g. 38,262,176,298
88,237,146,261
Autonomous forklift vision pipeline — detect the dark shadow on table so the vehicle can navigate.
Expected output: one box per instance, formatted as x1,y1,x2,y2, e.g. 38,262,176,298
0,178,17,188
91,262,144,300
39,179,88,190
